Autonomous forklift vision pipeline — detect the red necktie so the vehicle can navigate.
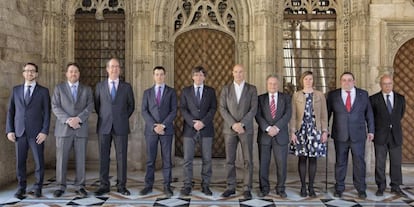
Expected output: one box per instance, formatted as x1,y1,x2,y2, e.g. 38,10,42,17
345,91,351,112
270,94,276,119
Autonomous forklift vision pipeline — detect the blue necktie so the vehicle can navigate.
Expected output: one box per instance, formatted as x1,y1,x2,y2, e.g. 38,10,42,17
71,85,77,102
156,86,162,106
111,81,116,101
196,87,201,105
386,94,393,114
24,85,31,105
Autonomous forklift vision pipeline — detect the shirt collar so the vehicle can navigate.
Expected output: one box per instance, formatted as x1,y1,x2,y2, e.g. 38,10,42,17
68,81,79,87
233,80,245,87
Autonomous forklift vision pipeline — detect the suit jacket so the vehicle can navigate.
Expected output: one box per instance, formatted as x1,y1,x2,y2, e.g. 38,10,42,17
94,80,135,136
6,84,51,138
370,91,405,146
180,85,217,137
256,92,292,145
290,90,328,135
142,85,177,136
327,87,374,142
52,82,94,137
219,82,258,135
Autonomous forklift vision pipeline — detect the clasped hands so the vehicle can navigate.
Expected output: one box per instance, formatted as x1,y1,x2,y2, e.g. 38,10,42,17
153,123,165,135
67,117,82,129
231,122,245,134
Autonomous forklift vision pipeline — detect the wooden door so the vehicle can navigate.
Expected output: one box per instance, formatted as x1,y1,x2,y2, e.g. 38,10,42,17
174,29,235,158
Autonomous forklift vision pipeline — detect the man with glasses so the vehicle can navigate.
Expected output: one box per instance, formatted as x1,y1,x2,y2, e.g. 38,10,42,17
6,63,51,199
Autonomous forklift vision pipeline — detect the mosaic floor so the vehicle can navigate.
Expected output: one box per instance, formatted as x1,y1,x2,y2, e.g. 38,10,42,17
0,160,413,207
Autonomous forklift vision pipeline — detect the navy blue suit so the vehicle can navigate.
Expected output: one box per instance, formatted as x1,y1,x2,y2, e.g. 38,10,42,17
94,80,135,189
141,85,177,187
6,84,50,191
327,87,374,193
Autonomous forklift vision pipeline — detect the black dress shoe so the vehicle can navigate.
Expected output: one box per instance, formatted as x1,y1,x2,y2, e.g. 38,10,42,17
375,189,384,196
391,187,408,197
221,189,235,197
164,186,173,198
76,188,88,197
243,191,252,199
180,187,191,196
300,186,307,197
276,190,287,198
333,190,342,198
53,190,64,197
202,186,213,196
257,191,269,197
94,187,110,196
117,187,131,196
139,187,152,195
34,189,42,198
308,187,317,198
358,191,367,199
14,189,26,199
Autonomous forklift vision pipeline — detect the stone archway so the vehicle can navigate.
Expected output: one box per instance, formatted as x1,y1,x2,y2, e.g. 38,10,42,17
393,38,414,163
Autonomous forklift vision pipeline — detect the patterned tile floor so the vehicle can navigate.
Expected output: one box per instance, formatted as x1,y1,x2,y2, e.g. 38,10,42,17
0,160,413,206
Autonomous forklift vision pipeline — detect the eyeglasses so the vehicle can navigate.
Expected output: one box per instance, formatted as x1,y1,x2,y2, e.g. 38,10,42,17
23,70,37,73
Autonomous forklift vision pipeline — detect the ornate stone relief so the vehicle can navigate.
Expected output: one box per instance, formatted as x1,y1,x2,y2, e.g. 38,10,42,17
385,21,414,67
75,0,125,20
284,0,338,14
173,0,236,35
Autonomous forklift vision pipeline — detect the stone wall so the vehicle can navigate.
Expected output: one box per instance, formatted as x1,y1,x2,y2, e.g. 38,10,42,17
0,0,56,187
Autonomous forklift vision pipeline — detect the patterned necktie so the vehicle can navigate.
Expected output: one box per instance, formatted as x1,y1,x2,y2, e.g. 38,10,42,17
345,91,351,112
71,85,77,102
386,94,393,114
156,86,162,106
111,81,116,101
196,86,201,105
24,85,31,105
270,94,276,119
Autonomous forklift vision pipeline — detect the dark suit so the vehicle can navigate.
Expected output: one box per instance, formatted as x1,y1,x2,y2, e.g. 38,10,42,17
141,85,177,188
370,91,405,191
256,92,291,193
6,83,50,191
94,80,135,189
327,87,374,193
52,82,94,190
219,82,258,191
180,85,217,188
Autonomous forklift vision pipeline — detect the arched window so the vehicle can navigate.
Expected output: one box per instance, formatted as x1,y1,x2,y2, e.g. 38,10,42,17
283,0,337,94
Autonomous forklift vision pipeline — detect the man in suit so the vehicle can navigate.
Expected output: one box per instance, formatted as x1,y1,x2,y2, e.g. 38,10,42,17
370,74,407,197
141,66,177,198
327,72,374,199
219,64,258,199
255,74,291,198
6,62,50,199
180,66,217,196
51,63,94,197
94,58,135,196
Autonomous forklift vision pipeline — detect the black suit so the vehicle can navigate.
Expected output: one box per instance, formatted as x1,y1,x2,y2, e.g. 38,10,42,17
255,92,291,193
6,83,50,191
327,87,374,193
94,80,135,189
370,91,405,191
180,85,217,188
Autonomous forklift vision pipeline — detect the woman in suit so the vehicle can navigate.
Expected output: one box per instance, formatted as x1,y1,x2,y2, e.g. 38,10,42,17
289,71,328,197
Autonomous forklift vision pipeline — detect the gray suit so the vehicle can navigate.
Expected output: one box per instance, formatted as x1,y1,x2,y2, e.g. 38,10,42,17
95,80,135,189
52,82,94,191
219,82,258,191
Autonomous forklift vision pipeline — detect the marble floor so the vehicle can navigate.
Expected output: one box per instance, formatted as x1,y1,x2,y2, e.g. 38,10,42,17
0,159,413,207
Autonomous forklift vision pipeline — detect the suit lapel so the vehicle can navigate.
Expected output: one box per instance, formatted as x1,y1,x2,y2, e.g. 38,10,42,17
276,92,284,119
19,85,25,105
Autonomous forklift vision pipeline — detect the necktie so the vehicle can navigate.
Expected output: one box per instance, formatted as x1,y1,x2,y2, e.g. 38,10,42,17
386,94,393,114
156,86,162,106
24,85,31,105
111,81,116,101
345,91,351,112
196,86,201,105
270,94,276,119
71,85,77,102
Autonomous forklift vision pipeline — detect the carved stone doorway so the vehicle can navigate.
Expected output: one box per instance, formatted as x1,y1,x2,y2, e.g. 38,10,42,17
174,29,235,158
393,38,414,163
